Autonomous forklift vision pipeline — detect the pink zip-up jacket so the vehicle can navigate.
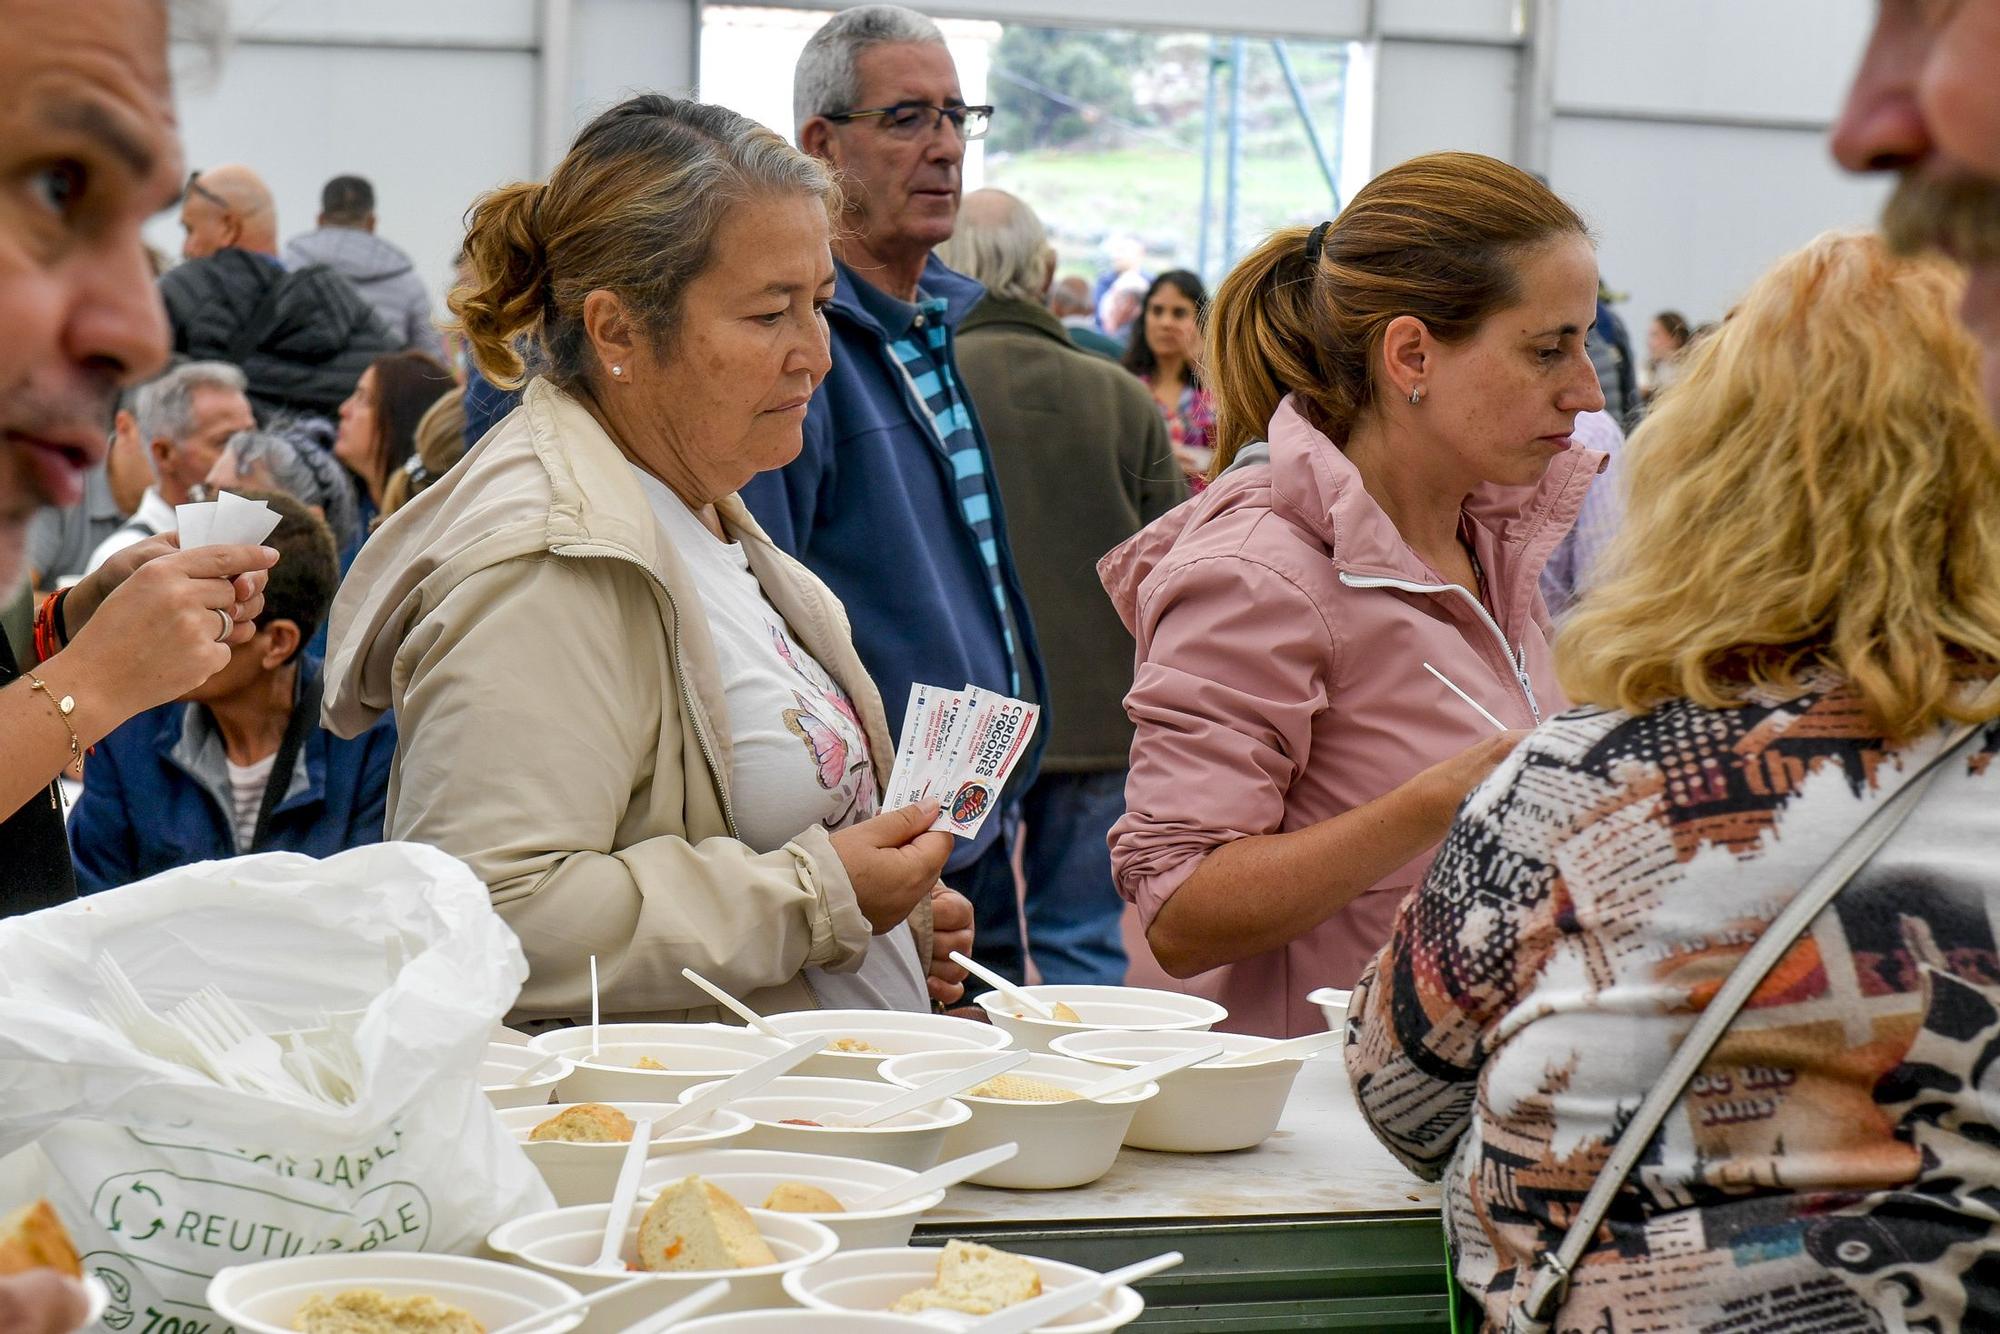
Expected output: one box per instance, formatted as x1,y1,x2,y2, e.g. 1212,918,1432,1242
1099,395,1604,1036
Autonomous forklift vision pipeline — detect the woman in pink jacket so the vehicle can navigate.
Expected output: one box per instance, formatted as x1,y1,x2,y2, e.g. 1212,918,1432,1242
1100,152,1608,1036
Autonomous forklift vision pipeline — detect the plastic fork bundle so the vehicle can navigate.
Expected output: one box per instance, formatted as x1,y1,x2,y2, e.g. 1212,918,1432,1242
90,955,360,1109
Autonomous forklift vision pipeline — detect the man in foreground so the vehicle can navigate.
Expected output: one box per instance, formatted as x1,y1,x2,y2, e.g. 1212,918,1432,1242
1833,0,2000,416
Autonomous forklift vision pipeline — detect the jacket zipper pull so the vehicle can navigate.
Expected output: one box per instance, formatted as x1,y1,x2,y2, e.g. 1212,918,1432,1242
1514,642,1542,725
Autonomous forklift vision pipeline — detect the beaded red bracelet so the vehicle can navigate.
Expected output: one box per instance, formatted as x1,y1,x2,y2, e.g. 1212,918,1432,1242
31,588,68,664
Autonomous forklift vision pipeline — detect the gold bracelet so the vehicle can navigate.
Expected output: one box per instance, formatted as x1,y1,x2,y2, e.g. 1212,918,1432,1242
22,672,81,809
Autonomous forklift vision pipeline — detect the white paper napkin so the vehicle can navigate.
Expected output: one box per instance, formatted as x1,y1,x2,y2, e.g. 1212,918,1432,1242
174,494,281,550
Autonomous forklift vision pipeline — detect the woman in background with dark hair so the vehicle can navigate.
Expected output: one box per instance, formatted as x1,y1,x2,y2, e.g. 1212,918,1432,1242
1122,270,1215,488
1642,308,1693,403
332,350,455,528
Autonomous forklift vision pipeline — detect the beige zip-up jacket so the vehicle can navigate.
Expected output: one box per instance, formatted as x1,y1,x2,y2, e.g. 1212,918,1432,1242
323,378,930,1024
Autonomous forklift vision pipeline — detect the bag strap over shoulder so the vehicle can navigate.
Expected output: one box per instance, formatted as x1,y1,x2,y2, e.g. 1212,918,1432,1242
1507,707,1995,1334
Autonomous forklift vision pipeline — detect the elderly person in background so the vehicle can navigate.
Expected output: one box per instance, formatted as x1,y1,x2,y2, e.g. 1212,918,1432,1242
207,429,363,560
86,361,256,571
942,189,1184,985
1351,233,2000,1332
325,94,972,1025
742,4,1044,986
177,163,278,263
165,164,399,421
1048,275,1123,359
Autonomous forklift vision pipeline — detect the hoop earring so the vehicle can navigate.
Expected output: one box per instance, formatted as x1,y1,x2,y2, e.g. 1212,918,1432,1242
1407,386,1424,406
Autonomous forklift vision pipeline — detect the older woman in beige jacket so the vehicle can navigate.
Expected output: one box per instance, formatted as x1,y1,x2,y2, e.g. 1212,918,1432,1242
323,94,971,1025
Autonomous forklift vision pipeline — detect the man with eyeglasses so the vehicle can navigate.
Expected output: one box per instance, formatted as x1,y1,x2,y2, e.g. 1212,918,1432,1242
742,4,1046,987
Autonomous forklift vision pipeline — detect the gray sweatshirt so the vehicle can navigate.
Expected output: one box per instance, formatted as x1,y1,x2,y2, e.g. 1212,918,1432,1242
283,226,446,362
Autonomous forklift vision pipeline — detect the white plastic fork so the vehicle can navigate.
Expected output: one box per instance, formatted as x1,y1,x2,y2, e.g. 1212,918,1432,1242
92,955,221,1080
171,988,317,1101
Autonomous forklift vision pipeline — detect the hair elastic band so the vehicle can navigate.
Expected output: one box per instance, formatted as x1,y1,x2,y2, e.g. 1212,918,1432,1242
1303,220,1334,264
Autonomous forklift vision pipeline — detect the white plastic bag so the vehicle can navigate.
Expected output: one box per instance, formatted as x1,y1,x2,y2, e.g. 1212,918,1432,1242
0,843,556,1331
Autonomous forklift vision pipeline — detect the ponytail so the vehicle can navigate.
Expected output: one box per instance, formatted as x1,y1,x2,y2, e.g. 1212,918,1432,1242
448,181,547,389
1205,228,1336,476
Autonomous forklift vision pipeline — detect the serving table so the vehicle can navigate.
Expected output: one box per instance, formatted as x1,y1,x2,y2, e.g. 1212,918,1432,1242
912,1057,1449,1330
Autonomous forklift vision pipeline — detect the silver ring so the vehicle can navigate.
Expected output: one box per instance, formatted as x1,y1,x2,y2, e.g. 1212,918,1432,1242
213,608,234,642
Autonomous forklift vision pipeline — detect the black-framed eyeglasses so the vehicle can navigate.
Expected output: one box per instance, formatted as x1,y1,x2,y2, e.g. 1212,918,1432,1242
823,102,994,142
184,171,230,210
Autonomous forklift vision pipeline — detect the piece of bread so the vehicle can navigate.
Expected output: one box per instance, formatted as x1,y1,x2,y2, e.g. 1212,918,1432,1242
632,1055,669,1071
761,1182,845,1213
0,1200,81,1279
890,1240,1042,1316
292,1289,484,1334
828,1036,885,1054
966,1074,1082,1102
637,1175,778,1272
529,1103,635,1144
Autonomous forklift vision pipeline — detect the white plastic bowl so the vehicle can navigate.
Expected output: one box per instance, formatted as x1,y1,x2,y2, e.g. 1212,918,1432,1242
1049,1028,1308,1152
677,1075,968,1172
208,1252,585,1334
494,1101,756,1205
482,1041,577,1110
971,984,1227,1055
676,1313,939,1332
487,1201,836,1328
638,1148,945,1250
763,1009,1012,1079
876,1051,1154,1189
1307,986,1352,1037
785,1246,1146,1331
529,1023,793,1102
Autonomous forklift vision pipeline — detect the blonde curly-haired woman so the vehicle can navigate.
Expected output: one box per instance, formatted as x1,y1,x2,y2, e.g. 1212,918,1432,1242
1349,231,2000,1333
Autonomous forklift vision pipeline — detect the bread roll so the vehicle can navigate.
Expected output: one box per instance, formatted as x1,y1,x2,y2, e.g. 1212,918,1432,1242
528,1103,635,1144
890,1240,1042,1316
637,1175,777,1272
0,1200,81,1279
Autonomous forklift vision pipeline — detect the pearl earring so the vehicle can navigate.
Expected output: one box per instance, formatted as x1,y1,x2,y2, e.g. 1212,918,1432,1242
1408,386,1423,406
611,365,623,378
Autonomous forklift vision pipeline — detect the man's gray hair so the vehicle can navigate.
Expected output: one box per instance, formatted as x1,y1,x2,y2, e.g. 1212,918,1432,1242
133,361,247,447
793,5,946,135
939,190,1051,306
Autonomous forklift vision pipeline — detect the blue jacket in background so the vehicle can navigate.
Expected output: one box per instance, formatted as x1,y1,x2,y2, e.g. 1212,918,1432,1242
462,363,521,453
741,255,1048,871
69,658,397,892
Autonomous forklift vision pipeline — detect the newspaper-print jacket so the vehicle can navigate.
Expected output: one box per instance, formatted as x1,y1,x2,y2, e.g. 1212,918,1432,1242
1348,669,2000,1334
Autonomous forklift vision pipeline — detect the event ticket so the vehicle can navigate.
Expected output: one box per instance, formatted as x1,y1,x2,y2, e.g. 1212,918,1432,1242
884,682,1041,838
